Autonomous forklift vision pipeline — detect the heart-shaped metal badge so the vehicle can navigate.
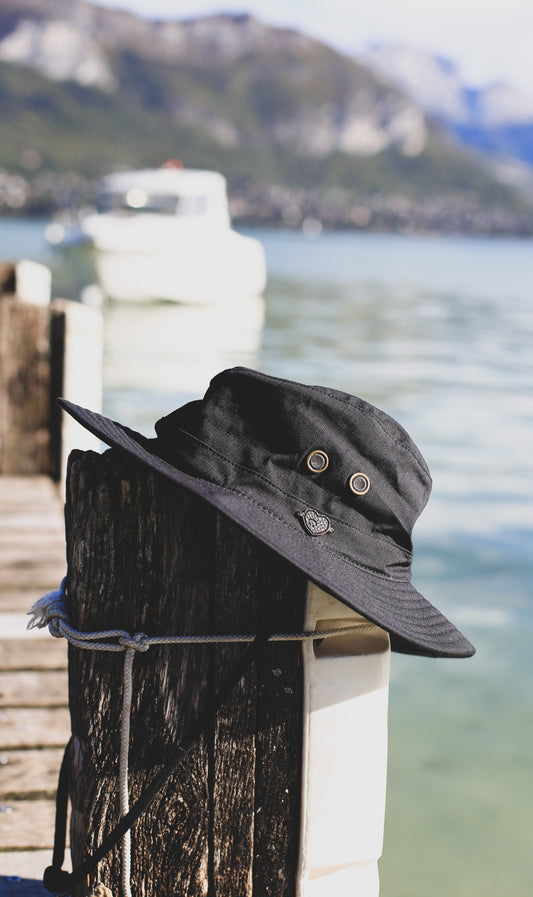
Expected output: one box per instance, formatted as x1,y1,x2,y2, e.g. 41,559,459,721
297,507,334,536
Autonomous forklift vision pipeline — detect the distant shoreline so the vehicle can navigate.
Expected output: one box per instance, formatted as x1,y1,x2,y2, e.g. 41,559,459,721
1,172,532,237
232,195,533,237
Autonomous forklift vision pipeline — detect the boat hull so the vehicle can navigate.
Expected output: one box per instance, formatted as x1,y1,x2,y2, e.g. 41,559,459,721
94,229,266,304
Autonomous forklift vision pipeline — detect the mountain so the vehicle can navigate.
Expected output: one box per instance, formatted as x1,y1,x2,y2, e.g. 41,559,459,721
0,0,433,172
0,0,530,231
363,44,533,171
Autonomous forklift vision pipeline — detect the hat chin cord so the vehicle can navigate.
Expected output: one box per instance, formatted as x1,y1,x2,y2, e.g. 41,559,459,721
29,581,374,896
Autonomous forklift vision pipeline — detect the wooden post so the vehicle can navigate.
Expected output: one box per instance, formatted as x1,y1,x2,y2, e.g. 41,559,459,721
0,261,102,478
0,291,51,475
64,448,307,896
0,259,51,307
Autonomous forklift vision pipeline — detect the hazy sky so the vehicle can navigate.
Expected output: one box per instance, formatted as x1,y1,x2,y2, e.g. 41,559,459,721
93,0,533,94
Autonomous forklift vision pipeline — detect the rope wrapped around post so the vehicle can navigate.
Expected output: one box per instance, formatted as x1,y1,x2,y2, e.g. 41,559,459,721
28,580,375,896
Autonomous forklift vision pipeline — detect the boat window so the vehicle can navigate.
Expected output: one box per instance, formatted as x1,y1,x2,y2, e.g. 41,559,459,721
97,192,210,216
176,195,209,215
97,192,177,214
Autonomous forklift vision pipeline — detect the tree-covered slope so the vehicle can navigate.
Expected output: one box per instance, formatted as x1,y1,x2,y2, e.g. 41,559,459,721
0,0,529,223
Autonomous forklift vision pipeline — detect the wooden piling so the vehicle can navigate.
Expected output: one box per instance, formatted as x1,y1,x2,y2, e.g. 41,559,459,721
0,294,51,475
0,270,102,480
64,448,307,896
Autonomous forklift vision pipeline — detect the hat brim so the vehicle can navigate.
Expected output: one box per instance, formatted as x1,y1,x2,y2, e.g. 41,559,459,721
59,399,475,659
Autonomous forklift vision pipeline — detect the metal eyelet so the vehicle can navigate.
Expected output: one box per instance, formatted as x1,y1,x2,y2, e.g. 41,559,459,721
349,472,370,495
306,449,329,472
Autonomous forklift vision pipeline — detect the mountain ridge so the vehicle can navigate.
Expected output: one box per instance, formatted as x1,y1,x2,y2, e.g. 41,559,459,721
0,0,531,232
363,43,533,169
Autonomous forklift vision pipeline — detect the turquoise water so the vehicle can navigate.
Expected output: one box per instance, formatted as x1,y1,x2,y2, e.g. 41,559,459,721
258,231,533,897
2,219,532,895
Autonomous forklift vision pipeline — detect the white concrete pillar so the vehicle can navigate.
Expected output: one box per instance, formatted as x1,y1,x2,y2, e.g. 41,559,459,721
297,583,391,897
51,299,103,490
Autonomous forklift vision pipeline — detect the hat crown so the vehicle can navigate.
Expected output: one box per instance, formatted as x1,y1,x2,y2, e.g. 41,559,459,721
155,368,432,548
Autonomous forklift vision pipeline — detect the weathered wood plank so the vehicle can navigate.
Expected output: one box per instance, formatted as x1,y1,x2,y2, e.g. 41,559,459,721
0,800,60,850
0,567,66,595
0,499,61,519
0,477,64,529
0,590,61,615
64,449,306,896
66,450,213,896
0,476,66,613
0,672,67,708
0,517,62,533
0,533,64,552
0,471,67,637
0,615,51,640
0,299,52,476
0,640,67,673
0,749,64,800
209,520,306,896
212,517,261,897
0,550,65,593
0,510,62,529
0,539,65,561
0,709,71,750
0,474,58,500
253,545,305,897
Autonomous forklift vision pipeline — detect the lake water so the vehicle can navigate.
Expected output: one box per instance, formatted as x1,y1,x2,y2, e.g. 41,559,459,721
2,218,532,896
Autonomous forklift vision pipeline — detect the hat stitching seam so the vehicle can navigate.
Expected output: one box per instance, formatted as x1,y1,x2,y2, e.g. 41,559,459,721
213,481,413,585
317,390,431,477
90,423,414,585
222,369,429,475
177,427,413,557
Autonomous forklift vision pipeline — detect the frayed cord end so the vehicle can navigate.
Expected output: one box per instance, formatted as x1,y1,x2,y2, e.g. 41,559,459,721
27,576,68,631
89,884,114,897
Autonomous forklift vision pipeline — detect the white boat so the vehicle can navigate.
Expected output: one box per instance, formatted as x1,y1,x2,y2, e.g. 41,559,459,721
47,164,267,304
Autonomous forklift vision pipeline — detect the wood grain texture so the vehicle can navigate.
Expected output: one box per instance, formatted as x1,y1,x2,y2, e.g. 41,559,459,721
66,450,213,896
211,516,261,897
252,544,306,897
65,448,306,896
0,299,51,476
0,709,70,750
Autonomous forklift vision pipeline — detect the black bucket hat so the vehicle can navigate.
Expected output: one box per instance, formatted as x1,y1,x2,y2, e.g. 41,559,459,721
59,366,474,658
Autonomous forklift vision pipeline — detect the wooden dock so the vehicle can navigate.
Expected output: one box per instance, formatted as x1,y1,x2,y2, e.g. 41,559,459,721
0,267,102,893
0,476,71,894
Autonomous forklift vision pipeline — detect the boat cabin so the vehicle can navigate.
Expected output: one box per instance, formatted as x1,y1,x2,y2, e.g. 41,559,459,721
95,168,231,226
